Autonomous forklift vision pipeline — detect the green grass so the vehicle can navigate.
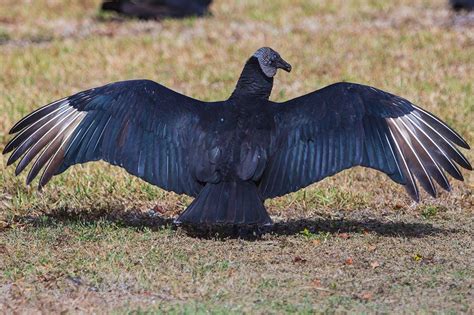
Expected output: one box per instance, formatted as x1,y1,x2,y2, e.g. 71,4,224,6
1,0,473,313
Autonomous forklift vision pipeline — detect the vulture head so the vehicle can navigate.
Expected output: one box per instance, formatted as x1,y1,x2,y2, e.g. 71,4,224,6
253,47,292,78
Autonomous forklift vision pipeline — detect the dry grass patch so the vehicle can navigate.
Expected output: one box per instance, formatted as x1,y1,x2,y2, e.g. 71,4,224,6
0,0,473,313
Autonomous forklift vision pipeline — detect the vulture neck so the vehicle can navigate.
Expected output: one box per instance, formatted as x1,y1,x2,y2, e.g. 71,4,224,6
230,56,273,100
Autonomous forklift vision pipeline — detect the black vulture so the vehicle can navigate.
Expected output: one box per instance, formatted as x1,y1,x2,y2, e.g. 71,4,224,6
101,0,212,19
3,47,471,227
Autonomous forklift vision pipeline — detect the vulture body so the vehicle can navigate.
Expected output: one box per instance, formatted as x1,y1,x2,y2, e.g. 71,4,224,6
101,0,212,19
3,47,471,227
450,0,474,11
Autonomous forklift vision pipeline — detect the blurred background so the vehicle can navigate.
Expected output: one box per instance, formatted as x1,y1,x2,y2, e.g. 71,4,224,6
0,0,473,313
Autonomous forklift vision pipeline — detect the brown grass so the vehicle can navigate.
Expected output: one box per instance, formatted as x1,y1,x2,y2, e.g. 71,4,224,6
0,0,473,313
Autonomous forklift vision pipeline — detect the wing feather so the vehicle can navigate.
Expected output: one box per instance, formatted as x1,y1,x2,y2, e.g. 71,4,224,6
259,82,470,200
3,80,205,196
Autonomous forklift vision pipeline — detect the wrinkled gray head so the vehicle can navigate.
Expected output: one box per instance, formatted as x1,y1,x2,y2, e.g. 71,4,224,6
253,47,292,78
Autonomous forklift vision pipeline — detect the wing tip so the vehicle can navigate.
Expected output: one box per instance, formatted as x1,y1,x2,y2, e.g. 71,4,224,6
3,141,15,155
14,165,23,176
410,191,420,203
9,126,21,135
25,174,34,186
458,140,470,150
444,184,452,193
6,154,17,166
413,106,471,150
9,119,27,135
463,161,473,171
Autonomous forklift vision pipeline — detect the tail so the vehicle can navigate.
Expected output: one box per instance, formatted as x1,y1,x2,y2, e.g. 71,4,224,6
175,181,272,227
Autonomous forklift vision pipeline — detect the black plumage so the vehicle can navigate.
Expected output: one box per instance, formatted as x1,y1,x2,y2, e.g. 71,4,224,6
101,0,212,19
3,47,471,227
450,0,474,11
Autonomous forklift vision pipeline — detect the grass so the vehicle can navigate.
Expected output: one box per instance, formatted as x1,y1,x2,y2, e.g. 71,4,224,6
0,0,473,313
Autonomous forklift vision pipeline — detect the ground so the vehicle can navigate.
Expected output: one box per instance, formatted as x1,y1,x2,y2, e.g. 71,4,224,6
0,0,473,313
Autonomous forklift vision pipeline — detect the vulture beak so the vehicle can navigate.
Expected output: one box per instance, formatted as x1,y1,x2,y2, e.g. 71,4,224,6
276,58,292,72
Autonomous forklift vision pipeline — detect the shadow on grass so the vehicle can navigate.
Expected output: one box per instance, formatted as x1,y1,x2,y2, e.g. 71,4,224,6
8,207,458,241
270,218,451,238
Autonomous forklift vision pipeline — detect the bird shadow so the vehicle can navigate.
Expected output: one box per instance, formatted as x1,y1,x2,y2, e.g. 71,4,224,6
8,207,458,241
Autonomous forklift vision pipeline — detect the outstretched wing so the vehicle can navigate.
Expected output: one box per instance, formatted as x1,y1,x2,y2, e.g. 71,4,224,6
259,82,471,201
3,79,205,196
